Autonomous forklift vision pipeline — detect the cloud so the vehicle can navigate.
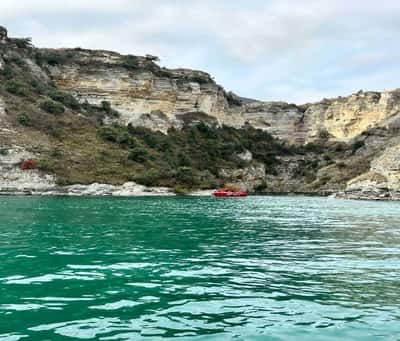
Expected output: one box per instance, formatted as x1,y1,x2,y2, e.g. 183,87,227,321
1,0,400,103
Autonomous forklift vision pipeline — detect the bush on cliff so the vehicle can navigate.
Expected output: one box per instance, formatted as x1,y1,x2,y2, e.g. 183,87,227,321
35,51,68,66
17,113,31,126
30,79,49,95
352,140,365,153
101,101,119,117
133,168,163,186
37,159,56,172
40,100,65,115
0,65,15,79
12,37,33,49
98,126,137,147
48,90,81,110
94,121,315,188
5,80,29,96
121,55,140,70
174,166,199,186
128,147,150,163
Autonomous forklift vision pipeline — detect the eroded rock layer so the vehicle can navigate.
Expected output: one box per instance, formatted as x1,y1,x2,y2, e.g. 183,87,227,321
42,48,400,144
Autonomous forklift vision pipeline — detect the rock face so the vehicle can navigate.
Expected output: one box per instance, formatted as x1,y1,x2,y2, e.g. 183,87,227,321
343,144,400,200
0,146,175,196
302,90,400,142
219,162,266,191
47,49,400,144
2,27,400,199
243,90,400,143
243,102,305,142
63,182,174,196
0,147,57,195
48,49,243,132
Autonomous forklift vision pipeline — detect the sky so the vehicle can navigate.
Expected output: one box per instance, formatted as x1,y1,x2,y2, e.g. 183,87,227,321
1,0,399,104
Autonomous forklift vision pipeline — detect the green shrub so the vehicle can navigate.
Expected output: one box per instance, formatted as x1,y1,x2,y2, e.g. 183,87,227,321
96,122,326,188
332,142,346,152
30,79,48,94
121,55,140,70
226,91,242,106
48,90,80,110
318,129,330,140
352,140,365,153
177,152,192,167
175,166,199,186
101,100,119,117
117,132,136,146
128,147,150,163
5,80,29,96
0,65,15,79
173,186,189,195
336,161,346,169
98,126,136,146
254,181,267,192
35,51,67,66
12,38,32,49
37,159,56,172
17,113,31,126
8,55,25,67
304,142,324,153
50,148,63,158
98,127,118,142
101,100,112,112
185,74,210,84
133,169,162,186
40,100,65,115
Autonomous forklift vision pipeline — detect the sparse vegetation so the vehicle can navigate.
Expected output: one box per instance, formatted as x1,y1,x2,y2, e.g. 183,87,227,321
40,100,65,115
0,65,15,79
352,140,365,153
35,50,68,66
95,121,299,187
48,90,80,110
101,100,119,117
37,159,56,172
12,37,32,49
5,80,29,96
121,55,140,70
226,91,242,106
128,147,150,163
17,113,31,126
318,129,330,140
173,185,189,195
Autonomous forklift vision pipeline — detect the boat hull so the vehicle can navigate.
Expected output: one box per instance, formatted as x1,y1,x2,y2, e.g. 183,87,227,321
212,192,248,197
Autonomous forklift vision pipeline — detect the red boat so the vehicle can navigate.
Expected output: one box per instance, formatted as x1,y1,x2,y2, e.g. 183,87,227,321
212,187,248,197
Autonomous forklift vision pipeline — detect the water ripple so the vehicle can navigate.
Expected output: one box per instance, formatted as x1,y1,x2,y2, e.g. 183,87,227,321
0,196,399,339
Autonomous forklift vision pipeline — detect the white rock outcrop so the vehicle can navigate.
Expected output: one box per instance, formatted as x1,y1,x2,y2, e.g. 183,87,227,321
0,147,56,195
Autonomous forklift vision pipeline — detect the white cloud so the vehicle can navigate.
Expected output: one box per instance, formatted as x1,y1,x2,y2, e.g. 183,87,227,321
1,0,400,103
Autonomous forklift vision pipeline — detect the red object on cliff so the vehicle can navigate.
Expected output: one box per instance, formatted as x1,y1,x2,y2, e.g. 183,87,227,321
212,187,248,197
20,159,37,170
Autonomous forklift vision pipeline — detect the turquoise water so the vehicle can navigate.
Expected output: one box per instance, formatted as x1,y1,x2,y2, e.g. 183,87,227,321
0,196,400,340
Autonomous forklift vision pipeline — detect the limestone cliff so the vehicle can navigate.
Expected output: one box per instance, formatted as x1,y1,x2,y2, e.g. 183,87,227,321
47,49,243,133
47,48,400,145
1,25,400,199
242,90,400,144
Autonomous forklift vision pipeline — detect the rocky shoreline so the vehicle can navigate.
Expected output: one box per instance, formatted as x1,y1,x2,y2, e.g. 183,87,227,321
1,183,400,201
0,181,175,197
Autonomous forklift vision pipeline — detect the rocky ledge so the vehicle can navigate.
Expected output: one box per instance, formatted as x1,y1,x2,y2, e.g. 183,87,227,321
0,181,175,196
